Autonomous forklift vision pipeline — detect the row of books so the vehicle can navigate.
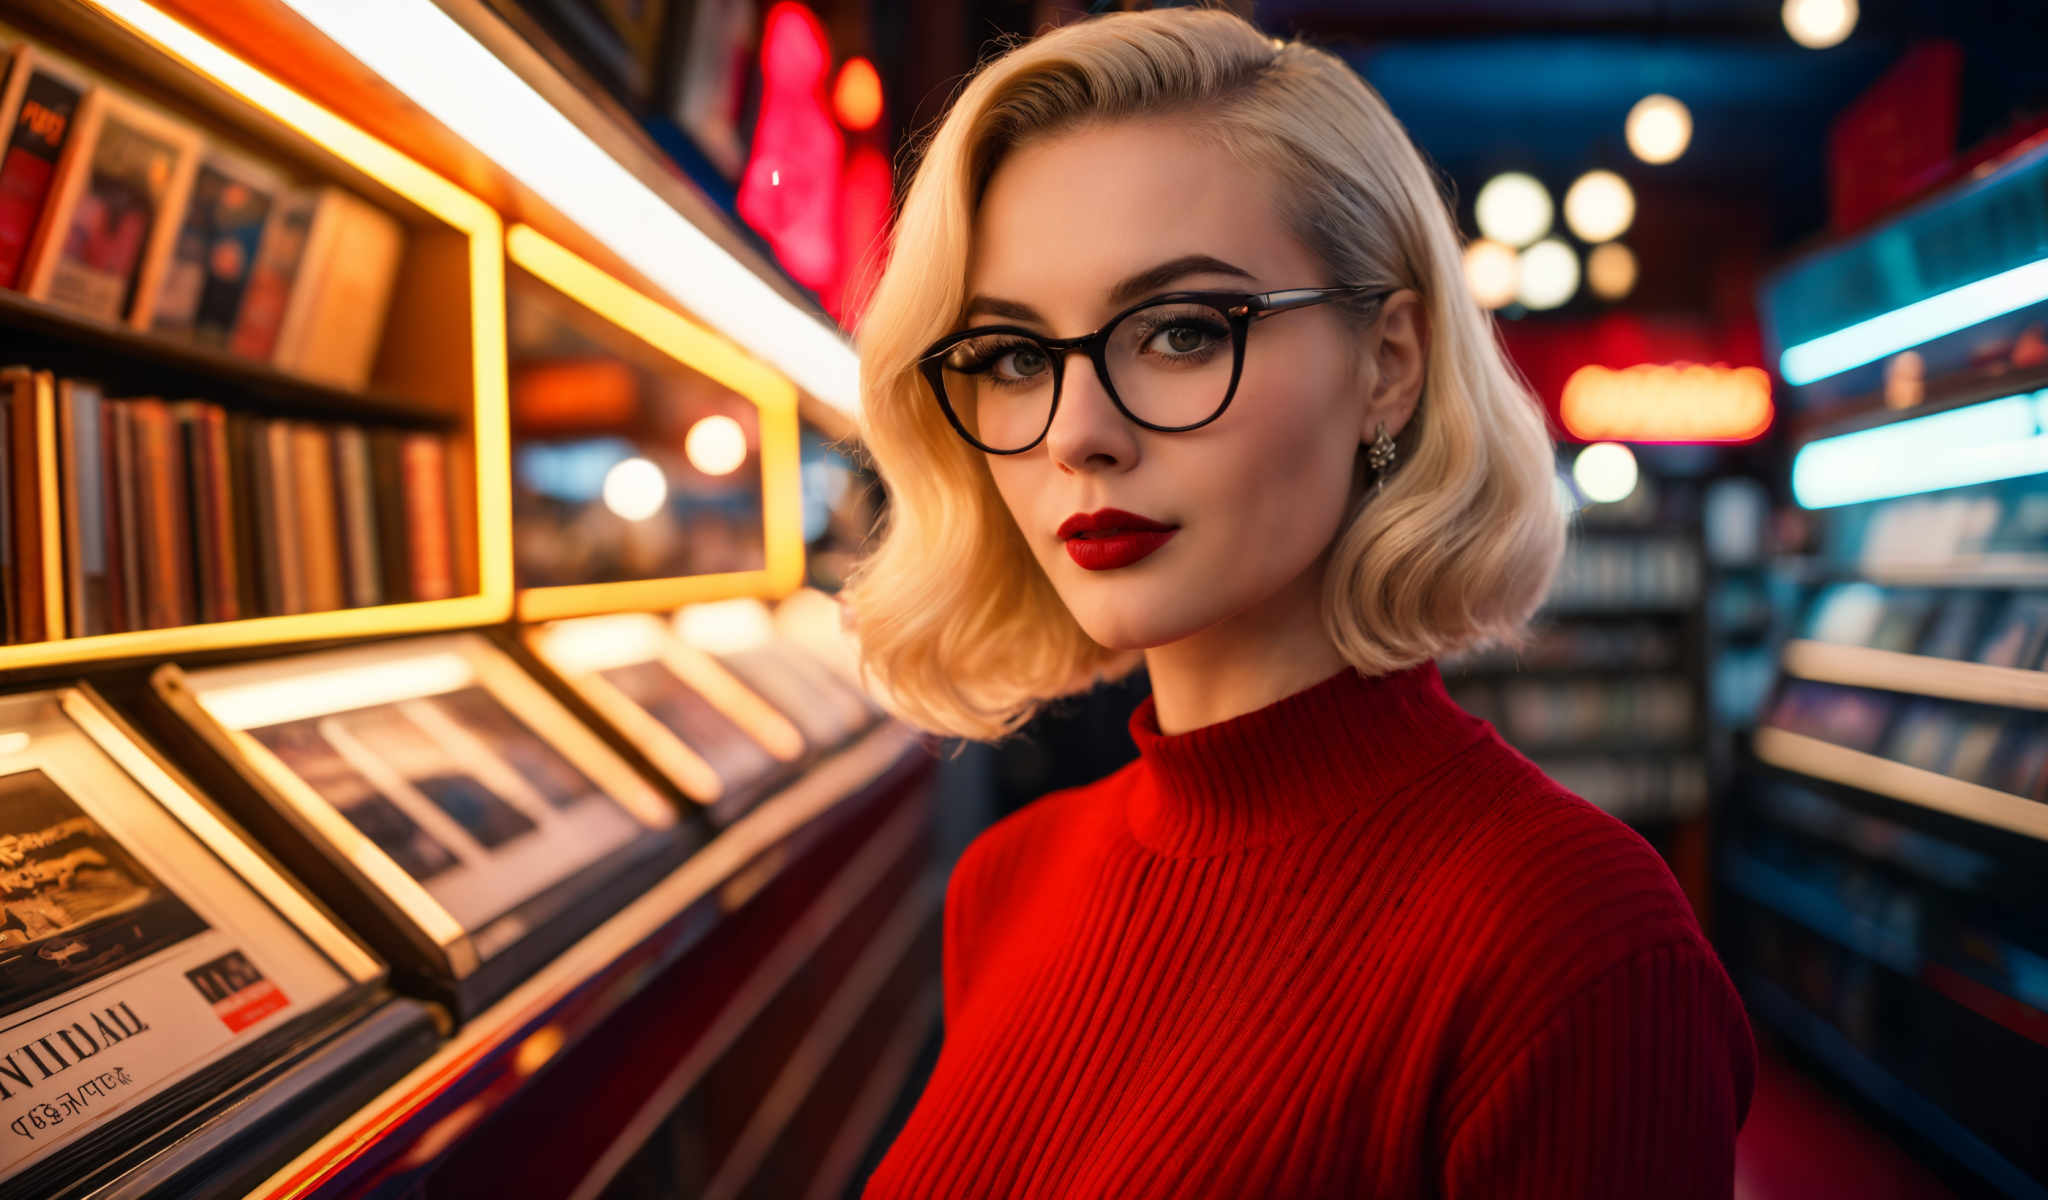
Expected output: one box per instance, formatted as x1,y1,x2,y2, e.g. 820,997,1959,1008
1448,676,1696,745
1524,755,1707,823
0,367,462,644
1852,490,2046,570
1444,620,1680,673
1805,583,2048,669
1544,536,1701,609
0,39,404,389
1768,680,2048,801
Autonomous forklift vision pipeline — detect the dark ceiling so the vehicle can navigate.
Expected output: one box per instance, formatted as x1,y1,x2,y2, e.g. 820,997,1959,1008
1251,0,2047,312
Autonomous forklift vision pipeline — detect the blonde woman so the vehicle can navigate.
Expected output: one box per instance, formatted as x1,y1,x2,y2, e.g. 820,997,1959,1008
846,8,1753,1197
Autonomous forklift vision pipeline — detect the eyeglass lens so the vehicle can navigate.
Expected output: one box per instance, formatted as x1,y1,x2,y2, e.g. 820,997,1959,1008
937,300,1238,451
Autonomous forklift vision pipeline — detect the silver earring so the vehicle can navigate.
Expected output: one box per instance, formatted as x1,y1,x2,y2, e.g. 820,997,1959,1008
1367,423,1396,492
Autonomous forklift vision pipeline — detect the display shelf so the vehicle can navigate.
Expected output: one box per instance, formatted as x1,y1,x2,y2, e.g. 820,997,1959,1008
238,722,928,1200
654,875,939,1200
1752,727,2048,843
1781,639,2048,711
1744,977,2048,1200
504,225,805,622
804,983,941,1200
0,0,514,677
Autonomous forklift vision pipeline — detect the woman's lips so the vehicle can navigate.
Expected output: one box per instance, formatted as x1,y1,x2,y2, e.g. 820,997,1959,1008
1058,508,1178,571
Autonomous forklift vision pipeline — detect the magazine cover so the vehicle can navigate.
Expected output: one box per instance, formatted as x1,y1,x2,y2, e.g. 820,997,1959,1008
0,687,369,1187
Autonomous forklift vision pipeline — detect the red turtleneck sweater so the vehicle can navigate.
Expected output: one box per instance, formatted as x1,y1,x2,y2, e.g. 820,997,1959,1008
862,662,1755,1198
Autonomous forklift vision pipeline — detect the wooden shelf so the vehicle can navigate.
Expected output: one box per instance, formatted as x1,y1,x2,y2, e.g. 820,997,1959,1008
1753,727,2048,843
0,289,437,427
1782,640,2048,710
1853,557,2048,588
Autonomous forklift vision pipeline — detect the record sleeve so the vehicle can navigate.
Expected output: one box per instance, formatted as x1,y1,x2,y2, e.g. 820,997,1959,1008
152,633,682,1012
525,612,804,825
149,146,283,346
0,685,380,1195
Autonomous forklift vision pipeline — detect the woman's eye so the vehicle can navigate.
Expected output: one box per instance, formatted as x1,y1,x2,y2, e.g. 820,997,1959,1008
999,346,1049,378
1147,322,1219,356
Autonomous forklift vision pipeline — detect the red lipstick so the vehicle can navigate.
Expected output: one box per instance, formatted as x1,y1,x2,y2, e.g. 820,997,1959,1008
1057,508,1178,571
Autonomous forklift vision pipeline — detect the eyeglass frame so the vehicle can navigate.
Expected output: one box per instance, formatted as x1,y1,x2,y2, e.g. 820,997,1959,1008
917,285,1400,455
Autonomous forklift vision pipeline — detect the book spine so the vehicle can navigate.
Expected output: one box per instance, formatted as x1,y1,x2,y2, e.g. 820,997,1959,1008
55,379,86,635
400,431,455,602
332,424,382,608
103,397,139,633
6,368,44,641
66,382,108,636
0,380,13,643
206,405,240,622
0,64,84,290
171,402,218,623
292,422,343,612
264,418,304,615
369,427,411,605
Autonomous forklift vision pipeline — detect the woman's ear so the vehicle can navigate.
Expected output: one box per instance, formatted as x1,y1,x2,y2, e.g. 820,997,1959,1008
1361,289,1427,444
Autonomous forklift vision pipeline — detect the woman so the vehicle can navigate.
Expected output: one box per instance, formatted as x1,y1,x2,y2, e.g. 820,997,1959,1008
846,8,1754,1197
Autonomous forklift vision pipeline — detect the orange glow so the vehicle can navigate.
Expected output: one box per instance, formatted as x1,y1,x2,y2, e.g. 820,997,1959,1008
833,57,884,132
1560,363,1774,443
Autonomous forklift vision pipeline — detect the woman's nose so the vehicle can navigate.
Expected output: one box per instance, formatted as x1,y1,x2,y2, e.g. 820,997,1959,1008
1041,352,1139,474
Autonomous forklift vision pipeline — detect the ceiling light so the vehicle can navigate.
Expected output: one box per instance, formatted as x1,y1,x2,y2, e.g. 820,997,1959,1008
1517,239,1580,310
1563,170,1635,243
1463,239,1519,309
1783,0,1858,49
1475,172,1552,248
1626,94,1692,165
1587,242,1637,300
1573,442,1639,504
268,0,860,414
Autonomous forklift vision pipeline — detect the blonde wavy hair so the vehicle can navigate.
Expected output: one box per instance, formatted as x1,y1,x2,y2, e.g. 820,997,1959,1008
843,5,1564,740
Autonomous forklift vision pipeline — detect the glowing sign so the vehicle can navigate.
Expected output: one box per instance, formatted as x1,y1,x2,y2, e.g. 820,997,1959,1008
1560,363,1773,443
737,3,844,295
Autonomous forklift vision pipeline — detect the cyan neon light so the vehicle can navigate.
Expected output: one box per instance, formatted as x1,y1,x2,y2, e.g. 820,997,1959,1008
1780,255,2048,386
1792,388,2048,509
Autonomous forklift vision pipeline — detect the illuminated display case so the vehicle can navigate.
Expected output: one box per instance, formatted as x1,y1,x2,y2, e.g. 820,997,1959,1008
0,685,436,1200
0,2,941,1197
1730,132,2048,1197
145,633,692,1018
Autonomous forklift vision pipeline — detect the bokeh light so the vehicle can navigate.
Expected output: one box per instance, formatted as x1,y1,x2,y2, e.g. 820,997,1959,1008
1476,172,1553,248
1564,170,1635,243
1626,94,1692,164
1517,238,1580,310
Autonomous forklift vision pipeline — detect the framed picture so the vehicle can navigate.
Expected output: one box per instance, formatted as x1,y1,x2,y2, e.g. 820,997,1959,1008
0,684,380,1194
20,86,201,329
152,632,681,1011
526,611,804,825
674,600,877,753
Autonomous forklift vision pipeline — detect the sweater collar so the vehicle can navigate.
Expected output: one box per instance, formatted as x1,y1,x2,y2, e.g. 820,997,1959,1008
1124,660,1484,857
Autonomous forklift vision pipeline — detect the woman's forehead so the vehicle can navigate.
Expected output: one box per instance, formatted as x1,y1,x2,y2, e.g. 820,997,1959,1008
966,120,1307,311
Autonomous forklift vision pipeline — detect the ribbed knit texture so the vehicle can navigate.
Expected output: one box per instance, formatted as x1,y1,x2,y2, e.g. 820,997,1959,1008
862,662,1756,1198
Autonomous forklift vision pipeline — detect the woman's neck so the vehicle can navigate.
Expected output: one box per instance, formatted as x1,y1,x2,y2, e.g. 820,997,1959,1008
1142,556,1348,735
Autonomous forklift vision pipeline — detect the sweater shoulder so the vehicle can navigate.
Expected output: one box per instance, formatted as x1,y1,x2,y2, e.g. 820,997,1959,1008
1419,731,1711,982
948,759,1141,915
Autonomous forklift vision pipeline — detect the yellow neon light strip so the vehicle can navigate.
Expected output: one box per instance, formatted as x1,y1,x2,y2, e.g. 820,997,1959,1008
507,225,804,622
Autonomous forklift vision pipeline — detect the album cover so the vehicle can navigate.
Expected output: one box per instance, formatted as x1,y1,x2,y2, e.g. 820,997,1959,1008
164,634,678,951
1972,595,2048,668
0,47,87,290
0,685,377,1191
1915,591,1993,662
0,768,210,1017
150,148,282,346
244,719,459,883
23,89,200,326
600,658,781,794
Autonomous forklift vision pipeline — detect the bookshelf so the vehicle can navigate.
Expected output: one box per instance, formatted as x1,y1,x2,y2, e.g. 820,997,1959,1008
1782,639,2048,711
0,0,513,677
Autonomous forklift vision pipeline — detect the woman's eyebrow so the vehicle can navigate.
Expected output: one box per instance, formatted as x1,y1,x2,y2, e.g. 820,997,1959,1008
961,253,1256,325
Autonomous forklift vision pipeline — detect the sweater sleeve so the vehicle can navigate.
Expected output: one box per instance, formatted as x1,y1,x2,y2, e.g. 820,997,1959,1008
1441,940,1757,1199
